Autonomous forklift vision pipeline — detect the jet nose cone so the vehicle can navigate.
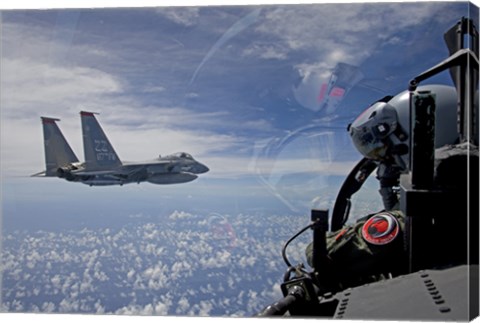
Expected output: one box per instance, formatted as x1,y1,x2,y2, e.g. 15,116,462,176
197,163,209,174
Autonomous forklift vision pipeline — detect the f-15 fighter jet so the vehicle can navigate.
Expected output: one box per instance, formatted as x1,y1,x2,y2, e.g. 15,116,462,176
33,111,209,186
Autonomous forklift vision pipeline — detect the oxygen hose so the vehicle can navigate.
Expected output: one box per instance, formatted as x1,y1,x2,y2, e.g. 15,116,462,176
282,223,313,268
256,285,305,316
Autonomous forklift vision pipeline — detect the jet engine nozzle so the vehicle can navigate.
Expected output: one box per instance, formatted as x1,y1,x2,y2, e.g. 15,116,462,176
56,165,77,181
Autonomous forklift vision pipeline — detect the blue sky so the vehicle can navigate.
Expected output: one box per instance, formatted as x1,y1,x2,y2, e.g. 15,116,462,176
0,3,473,218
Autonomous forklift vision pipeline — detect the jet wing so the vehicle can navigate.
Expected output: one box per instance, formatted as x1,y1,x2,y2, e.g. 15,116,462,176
72,169,119,176
330,265,470,321
72,160,174,176
121,160,172,167
31,170,47,177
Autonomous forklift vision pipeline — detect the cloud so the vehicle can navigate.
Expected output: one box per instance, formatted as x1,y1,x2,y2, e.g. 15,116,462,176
170,260,193,280
142,264,169,290
255,3,453,64
2,210,343,315
169,210,194,220
176,296,190,314
1,58,122,130
199,250,231,269
238,255,256,268
185,92,199,99
247,1,462,100
59,298,80,312
114,300,171,315
197,300,213,316
156,7,200,27
242,43,288,60
1,58,122,116
1,21,122,116
142,85,166,93
41,302,56,312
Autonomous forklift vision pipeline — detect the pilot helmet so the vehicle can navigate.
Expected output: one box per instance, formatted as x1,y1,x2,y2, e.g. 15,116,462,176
348,84,459,170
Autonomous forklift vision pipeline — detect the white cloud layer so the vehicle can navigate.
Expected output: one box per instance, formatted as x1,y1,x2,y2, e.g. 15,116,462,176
254,3,453,65
156,7,201,27
1,210,310,316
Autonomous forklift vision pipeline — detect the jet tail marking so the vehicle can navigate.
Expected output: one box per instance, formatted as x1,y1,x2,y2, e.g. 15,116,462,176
39,117,79,176
80,111,122,171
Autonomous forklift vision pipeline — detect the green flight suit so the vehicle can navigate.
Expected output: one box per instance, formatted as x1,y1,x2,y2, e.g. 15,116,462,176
305,210,407,292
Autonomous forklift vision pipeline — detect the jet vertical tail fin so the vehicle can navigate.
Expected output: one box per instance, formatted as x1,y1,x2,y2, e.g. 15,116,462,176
80,111,122,170
38,117,79,176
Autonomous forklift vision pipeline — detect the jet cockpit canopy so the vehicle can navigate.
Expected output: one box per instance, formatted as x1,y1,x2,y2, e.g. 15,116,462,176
173,152,193,159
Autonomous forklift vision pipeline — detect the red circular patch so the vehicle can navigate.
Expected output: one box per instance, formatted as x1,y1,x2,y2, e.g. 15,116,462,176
361,213,399,245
